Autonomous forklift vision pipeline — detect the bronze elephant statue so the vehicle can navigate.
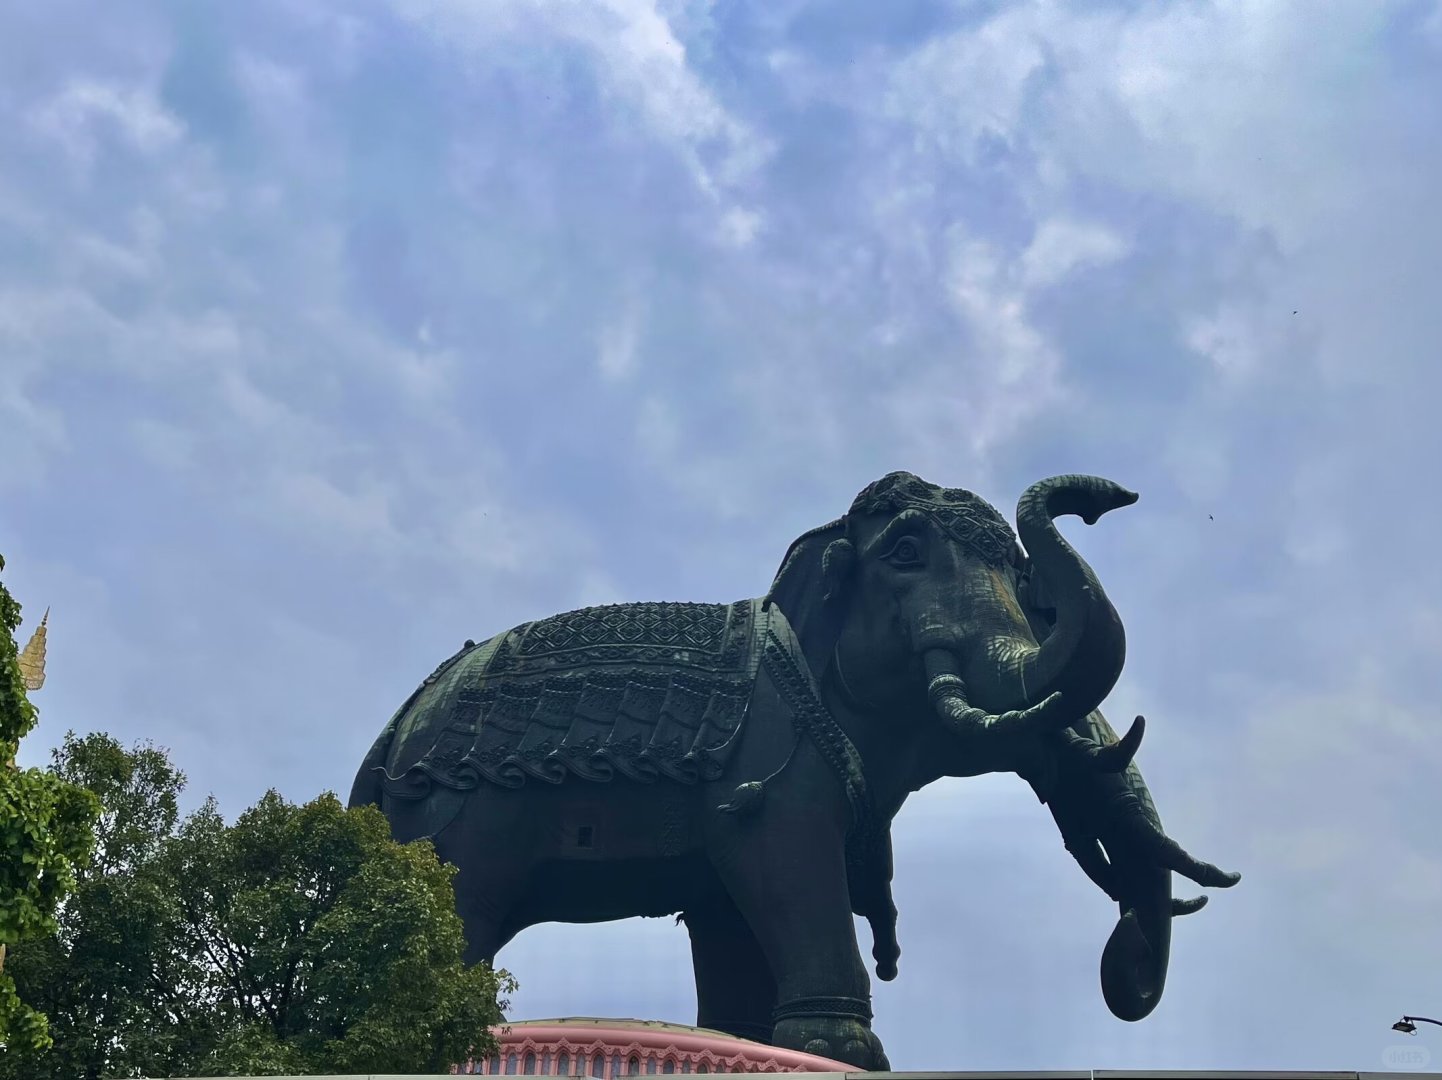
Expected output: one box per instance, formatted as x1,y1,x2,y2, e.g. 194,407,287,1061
350,472,1239,1068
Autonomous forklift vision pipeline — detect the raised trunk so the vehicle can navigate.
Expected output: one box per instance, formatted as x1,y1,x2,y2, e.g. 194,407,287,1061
960,475,1136,718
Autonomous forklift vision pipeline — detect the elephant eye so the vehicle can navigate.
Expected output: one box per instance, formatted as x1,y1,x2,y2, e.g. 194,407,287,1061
885,537,922,566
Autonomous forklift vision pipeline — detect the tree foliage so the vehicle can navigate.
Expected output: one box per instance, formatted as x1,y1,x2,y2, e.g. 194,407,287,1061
0,556,100,1052
168,791,514,1076
2,732,194,1077
2,733,513,1077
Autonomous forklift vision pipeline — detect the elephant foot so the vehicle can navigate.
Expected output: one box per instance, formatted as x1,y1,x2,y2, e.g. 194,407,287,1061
772,1002,889,1071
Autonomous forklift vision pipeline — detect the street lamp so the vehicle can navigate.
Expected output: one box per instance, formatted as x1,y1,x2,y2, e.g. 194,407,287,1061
1393,1016,1442,1036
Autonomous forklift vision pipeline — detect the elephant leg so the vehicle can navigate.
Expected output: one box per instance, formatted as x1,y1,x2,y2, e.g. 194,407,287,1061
681,896,777,1044
437,816,527,969
714,835,889,1070
458,892,520,968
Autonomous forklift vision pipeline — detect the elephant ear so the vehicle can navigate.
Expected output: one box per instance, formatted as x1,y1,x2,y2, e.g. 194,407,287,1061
764,517,848,681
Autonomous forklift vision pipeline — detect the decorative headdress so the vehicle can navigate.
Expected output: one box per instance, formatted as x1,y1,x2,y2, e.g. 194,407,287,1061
846,472,1016,567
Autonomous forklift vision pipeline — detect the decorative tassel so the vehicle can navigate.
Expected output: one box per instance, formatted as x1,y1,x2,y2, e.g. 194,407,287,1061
716,733,802,816
716,781,765,815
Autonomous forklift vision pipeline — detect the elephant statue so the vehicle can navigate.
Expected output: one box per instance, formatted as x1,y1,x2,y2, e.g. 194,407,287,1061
349,472,1239,1068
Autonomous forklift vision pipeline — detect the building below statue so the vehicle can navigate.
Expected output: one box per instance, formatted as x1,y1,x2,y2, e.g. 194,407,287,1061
449,1023,1442,1080
454,1018,853,1075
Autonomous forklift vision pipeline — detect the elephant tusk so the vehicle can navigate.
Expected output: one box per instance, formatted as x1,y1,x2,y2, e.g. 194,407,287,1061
1067,835,1210,915
1061,715,1145,773
931,684,1069,738
924,650,1072,737
1172,895,1209,917
1114,811,1243,889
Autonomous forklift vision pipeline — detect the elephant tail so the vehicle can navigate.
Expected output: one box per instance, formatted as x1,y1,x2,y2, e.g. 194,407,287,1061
348,713,400,810
348,638,482,811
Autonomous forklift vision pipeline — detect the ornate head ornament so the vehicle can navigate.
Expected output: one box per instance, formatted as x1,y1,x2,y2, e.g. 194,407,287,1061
847,472,1016,567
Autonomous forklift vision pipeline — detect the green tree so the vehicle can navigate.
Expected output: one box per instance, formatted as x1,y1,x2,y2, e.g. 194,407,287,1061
2,732,196,1078
167,790,513,1076
4,732,513,1077
0,557,99,1052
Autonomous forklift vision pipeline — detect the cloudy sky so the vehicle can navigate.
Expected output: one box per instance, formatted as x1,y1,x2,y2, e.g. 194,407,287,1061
3,0,1442,1072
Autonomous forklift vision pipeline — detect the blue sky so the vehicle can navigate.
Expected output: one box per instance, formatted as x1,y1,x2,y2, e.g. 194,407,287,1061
3,0,1442,1072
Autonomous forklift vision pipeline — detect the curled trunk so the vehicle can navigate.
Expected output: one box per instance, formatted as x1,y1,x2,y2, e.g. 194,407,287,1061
959,475,1136,719
1049,709,1180,1022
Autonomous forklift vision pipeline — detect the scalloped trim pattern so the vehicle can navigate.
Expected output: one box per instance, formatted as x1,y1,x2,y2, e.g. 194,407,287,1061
455,1021,852,1076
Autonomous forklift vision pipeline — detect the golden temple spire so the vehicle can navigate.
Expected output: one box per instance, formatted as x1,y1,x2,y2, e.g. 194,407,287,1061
17,607,48,692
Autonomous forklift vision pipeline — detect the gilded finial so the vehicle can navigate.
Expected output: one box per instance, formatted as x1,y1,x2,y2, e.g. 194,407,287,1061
17,607,48,692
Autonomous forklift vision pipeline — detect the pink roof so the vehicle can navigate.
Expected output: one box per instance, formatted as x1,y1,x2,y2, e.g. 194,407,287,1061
458,1018,855,1075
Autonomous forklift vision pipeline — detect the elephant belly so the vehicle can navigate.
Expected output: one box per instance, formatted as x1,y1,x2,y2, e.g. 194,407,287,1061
524,784,706,862
519,852,721,924
430,780,722,925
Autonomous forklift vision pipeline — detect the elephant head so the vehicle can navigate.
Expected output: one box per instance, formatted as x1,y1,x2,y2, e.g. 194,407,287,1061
770,471,1137,763
766,471,1238,1020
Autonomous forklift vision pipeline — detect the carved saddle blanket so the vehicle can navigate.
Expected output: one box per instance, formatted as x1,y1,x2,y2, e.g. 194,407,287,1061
378,599,772,799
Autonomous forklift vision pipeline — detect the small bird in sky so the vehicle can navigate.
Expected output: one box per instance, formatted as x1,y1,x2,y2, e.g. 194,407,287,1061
1208,514,1214,520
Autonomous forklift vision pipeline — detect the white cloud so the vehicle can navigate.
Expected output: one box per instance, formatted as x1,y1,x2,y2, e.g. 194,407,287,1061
29,79,183,167
1161,422,1232,506
1020,218,1129,289
635,394,680,460
268,471,403,550
572,569,626,608
64,210,162,283
630,390,781,525
884,9,1048,165
1046,1,1421,252
1277,450,1355,569
1427,0,1442,47
716,205,761,249
895,236,1065,469
0,384,67,492
1233,680,1442,906
597,300,643,382
130,417,199,474
233,53,306,121
394,0,768,200
1185,305,1262,382
435,499,529,577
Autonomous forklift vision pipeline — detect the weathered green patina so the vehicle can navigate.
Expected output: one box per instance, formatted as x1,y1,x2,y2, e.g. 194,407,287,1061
350,473,1241,1069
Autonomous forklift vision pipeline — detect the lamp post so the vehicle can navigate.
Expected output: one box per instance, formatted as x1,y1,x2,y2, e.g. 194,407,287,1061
1393,1016,1442,1036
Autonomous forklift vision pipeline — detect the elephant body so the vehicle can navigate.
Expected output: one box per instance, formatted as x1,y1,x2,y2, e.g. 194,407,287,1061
351,598,864,922
351,472,1239,1067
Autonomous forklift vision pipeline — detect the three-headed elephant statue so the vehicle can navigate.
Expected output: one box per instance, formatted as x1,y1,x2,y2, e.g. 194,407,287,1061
350,472,1239,1069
